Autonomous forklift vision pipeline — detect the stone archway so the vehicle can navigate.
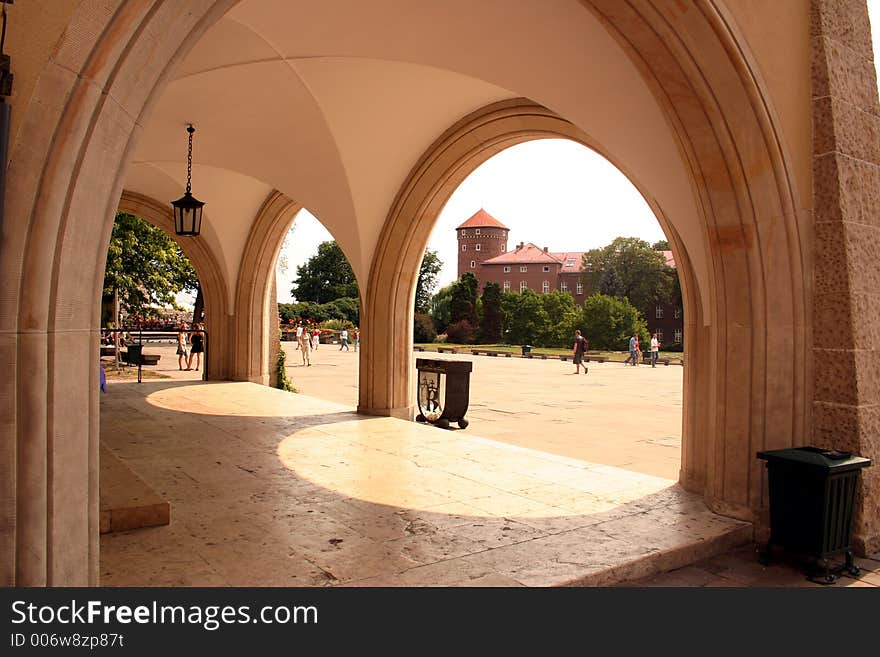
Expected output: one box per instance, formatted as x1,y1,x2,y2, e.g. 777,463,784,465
2,0,875,585
364,1,810,533
233,191,302,385
117,191,233,379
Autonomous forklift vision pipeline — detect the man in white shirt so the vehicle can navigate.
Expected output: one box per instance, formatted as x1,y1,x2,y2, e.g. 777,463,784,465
650,333,660,368
339,328,349,351
295,322,303,350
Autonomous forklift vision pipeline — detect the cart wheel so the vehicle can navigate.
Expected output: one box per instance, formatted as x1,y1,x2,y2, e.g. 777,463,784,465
415,414,426,423
436,418,450,429
458,418,469,430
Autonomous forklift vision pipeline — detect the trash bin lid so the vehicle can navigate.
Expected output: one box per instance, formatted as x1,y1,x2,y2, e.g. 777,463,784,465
756,446,872,472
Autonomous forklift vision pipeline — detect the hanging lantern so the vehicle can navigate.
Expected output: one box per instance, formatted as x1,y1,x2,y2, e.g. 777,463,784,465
170,124,205,236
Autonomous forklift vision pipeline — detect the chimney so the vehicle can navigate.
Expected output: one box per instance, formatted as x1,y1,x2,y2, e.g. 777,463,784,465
543,246,548,253
517,242,524,249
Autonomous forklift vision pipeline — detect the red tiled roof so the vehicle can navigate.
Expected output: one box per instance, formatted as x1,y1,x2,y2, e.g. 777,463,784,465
555,252,587,272
662,250,675,268
483,243,564,265
455,208,509,230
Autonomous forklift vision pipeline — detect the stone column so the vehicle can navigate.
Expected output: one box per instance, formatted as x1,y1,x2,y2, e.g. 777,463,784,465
269,276,281,388
811,0,880,554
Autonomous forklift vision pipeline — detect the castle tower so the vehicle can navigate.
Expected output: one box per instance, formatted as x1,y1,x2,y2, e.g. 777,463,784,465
455,209,510,283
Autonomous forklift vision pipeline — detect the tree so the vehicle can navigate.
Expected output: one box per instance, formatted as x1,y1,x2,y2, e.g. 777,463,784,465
450,272,479,327
415,249,443,314
581,293,648,350
291,241,358,304
582,236,675,318
539,290,580,347
103,212,198,320
430,283,455,334
413,313,437,343
502,289,549,346
652,240,670,251
598,267,624,298
479,282,504,343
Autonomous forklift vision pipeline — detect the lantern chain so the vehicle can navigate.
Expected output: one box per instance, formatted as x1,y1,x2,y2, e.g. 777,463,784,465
186,124,194,195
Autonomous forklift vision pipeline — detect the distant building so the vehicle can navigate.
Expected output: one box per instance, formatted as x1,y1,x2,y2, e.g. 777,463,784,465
455,208,683,344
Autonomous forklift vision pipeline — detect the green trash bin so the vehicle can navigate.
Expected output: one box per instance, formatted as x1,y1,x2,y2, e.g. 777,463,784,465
757,446,872,583
125,344,143,365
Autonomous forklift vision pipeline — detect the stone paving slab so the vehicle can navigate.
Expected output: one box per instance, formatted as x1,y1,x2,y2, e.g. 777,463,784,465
100,380,749,587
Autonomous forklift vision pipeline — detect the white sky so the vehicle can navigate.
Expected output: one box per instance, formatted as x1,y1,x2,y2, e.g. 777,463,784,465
268,1,880,304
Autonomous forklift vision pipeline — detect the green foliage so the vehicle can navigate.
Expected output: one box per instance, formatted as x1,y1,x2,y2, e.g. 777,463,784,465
275,349,296,393
323,318,354,331
413,312,437,343
581,293,648,350
501,289,550,346
445,319,477,344
278,297,359,325
582,237,675,319
450,272,480,327
539,290,580,347
430,283,454,333
415,249,443,314
479,282,504,343
652,240,670,251
103,212,197,318
291,240,358,304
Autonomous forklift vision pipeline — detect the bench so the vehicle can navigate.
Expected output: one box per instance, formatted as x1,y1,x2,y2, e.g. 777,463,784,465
414,346,426,352
123,350,161,366
584,355,608,363
437,347,458,354
471,349,510,357
642,354,671,366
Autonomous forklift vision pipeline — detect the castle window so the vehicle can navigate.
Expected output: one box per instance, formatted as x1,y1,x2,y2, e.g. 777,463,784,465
542,280,550,294
461,244,467,252
543,265,550,273
655,305,664,319
520,281,528,292
503,281,510,292
475,228,481,235
674,329,683,343
504,266,511,273
475,244,481,251
674,307,681,319
470,260,476,268
520,266,528,273
560,281,568,292
576,282,584,295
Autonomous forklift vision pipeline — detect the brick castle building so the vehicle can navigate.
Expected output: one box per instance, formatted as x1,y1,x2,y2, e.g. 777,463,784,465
456,209,683,344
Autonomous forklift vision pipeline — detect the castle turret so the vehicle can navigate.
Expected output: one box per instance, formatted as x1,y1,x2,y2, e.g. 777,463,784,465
455,209,510,281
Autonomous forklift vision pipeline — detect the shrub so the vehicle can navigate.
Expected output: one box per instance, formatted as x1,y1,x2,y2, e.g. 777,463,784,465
445,319,476,344
413,313,437,343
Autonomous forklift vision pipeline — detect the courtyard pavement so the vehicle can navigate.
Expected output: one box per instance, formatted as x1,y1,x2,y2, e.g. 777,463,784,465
99,343,877,586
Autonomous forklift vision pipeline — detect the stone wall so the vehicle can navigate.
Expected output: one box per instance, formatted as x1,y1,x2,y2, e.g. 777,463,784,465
811,0,880,554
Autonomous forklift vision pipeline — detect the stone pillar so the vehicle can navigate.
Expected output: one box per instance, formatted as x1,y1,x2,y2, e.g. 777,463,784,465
811,0,880,554
269,276,281,388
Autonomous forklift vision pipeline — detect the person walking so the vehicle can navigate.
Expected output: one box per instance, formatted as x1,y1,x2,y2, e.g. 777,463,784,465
634,335,642,366
187,323,205,371
339,327,349,351
624,334,637,366
300,327,312,366
572,329,588,374
312,326,321,350
353,327,360,352
651,333,660,367
176,321,189,370
295,321,304,350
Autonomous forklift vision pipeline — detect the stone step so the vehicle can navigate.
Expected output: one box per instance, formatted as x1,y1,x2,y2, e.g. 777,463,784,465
100,443,170,534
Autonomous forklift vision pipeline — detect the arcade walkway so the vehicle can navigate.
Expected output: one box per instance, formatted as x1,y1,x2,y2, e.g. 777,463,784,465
99,380,749,586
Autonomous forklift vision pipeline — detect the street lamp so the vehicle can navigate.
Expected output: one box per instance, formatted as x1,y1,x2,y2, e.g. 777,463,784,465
170,124,205,236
